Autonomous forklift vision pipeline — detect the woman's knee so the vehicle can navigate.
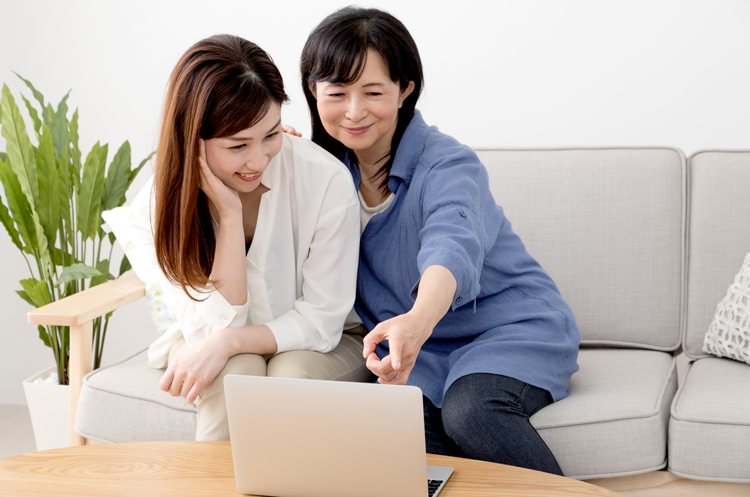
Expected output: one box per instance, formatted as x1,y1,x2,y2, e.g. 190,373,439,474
221,353,267,378
267,334,369,381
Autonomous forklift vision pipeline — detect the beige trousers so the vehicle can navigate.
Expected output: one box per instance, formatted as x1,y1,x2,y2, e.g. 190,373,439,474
168,325,371,441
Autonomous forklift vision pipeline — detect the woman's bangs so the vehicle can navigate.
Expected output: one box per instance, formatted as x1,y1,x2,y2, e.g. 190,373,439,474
203,80,272,139
312,36,369,86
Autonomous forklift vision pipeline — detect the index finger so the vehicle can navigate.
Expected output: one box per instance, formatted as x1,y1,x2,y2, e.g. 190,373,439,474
199,138,207,162
362,327,387,358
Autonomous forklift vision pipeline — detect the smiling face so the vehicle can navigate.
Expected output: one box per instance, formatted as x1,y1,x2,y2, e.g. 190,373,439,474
203,102,283,194
313,49,414,165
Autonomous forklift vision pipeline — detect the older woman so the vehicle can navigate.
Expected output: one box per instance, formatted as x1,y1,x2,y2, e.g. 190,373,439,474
298,7,581,474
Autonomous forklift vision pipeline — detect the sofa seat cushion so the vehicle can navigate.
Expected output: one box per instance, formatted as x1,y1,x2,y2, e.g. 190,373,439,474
669,357,750,482
76,349,197,443
530,348,677,480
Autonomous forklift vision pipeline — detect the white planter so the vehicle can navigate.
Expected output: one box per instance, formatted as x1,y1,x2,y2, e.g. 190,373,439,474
22,366,70,451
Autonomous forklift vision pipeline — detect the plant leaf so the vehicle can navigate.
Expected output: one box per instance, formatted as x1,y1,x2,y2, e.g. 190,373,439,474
20,94,42,142
16,290,35,307
14,73,45,110
0,156,37,250
35,124,59,251
0,191,24,252
43,103,55,131
90,259,110,288
77,143,107,240
68,109,81,186
118,254,132,276
56,262,101,287
129,151,155,188
20,278,52,308
102,141,131,211
1,84,39,210
38,325,51,348
51,91,71,160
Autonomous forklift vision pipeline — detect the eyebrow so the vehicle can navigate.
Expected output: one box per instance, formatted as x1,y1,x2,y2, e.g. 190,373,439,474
227,118,282,141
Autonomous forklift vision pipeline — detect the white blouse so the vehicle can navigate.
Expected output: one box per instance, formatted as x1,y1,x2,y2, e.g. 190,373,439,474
104,134,359,368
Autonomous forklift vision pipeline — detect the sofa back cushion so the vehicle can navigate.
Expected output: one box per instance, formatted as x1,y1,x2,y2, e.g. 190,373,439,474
475,147,685,350
684,150,750,358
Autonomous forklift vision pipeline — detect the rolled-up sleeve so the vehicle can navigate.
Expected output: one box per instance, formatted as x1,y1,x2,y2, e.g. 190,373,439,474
412,148,488,310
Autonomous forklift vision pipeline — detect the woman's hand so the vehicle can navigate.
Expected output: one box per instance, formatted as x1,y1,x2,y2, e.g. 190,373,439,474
362,310,433,386
363,265,458,386
281,124,302,137
159,332,232,404
197,139,242,218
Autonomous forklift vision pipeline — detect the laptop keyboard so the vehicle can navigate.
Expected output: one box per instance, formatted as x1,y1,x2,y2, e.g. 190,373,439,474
427,479,444,497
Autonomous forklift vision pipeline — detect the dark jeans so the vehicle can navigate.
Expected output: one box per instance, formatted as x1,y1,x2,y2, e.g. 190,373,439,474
423,373,563,476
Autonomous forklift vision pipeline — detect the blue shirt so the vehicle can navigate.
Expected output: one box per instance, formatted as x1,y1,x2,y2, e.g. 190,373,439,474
344,111,580,407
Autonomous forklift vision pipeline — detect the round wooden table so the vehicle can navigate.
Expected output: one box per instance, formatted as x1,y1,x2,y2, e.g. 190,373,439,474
0,442,622,496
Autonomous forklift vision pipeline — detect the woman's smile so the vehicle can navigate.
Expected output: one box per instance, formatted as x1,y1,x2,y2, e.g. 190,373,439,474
343,124,373,135
235,171,262,182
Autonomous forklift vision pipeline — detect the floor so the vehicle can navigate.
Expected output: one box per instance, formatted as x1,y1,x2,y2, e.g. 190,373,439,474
0,404,36,460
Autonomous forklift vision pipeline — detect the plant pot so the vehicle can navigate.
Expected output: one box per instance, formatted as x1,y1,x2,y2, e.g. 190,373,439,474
22,366,70,451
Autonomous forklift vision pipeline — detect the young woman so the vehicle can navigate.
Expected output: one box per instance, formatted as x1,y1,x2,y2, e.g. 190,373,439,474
299,7,581,474
122,35,367,441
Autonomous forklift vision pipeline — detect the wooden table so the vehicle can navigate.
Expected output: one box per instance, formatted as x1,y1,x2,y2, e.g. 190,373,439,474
0,442,622,496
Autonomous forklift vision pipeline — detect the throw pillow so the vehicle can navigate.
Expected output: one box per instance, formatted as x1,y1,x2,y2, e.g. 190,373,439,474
703,252,750,365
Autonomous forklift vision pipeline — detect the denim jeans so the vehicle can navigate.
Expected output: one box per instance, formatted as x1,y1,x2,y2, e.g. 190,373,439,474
423,373,563,475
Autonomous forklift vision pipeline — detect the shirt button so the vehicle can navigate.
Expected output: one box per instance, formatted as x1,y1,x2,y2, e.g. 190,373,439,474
456,298,463,305
221,316,229,322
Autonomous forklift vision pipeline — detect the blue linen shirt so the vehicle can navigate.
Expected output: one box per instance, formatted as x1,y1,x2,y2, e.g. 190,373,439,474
344,110,580,407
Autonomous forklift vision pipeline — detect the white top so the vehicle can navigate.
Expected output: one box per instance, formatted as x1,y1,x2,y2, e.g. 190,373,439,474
358,190,395,235
104,134,359,368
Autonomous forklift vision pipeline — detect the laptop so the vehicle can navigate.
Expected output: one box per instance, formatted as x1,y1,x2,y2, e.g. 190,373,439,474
224,375,454,497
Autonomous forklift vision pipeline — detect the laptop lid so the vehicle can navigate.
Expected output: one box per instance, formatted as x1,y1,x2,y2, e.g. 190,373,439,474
224,375,429,497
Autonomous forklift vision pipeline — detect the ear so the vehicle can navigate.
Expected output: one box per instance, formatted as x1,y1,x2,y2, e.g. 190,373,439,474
398,81,416,108
307,82,317,99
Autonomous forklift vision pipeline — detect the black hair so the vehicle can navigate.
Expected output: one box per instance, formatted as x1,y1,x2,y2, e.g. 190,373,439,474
301,6,423,193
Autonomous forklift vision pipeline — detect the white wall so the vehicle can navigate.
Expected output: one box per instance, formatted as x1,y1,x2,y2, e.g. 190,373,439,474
1,0,749,404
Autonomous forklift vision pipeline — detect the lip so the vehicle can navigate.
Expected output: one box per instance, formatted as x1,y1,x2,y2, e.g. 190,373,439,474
343,125,372,135
235,171,261,182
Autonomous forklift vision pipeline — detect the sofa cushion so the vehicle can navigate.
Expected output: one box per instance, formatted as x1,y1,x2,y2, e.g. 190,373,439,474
668,358,750,482
476,147,684,350
684,150,750,358
530,348,677,479
76,349,197,443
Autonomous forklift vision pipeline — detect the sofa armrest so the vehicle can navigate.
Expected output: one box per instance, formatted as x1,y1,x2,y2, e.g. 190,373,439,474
27,273,146,327
27,273,146,447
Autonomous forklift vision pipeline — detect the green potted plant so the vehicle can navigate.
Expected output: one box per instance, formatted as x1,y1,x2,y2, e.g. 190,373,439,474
0,74,150,449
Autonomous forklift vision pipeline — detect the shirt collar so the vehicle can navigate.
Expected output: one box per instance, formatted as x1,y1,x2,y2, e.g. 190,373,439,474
388,109,429,188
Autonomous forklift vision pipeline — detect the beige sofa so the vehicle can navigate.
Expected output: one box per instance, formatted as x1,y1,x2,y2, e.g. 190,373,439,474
28,147,750,491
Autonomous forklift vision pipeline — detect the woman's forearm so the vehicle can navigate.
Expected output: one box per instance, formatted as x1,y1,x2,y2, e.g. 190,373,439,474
409,264,457,328
209,212,248,305
217,324,278,356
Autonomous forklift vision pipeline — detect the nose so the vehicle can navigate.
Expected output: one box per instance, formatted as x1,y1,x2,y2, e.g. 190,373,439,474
344,94,367,123
245,144,268,172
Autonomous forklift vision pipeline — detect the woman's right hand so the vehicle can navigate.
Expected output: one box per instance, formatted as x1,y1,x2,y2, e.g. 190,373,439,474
197,139,242,218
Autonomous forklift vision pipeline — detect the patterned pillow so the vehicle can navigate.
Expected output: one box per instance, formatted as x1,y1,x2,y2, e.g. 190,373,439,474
102,206,177,336
703,252,750,365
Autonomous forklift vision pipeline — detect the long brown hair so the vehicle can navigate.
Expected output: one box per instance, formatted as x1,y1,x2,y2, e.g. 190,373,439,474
154,34,288,299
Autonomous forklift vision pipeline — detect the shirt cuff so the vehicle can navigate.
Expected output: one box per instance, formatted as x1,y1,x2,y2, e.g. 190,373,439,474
264,310,308,353
183,290,251,347
410,249,479,311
